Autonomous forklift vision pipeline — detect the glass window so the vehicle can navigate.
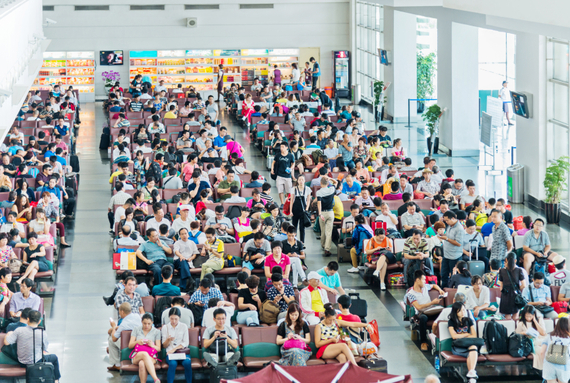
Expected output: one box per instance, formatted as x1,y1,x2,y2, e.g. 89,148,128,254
554,83,569,124
553,42,569,82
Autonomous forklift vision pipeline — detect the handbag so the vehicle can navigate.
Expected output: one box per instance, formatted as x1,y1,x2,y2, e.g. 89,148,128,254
529,284,555,314
505,269,528,310
283,339,310,351
129,344,161,361
8,258,22,274
546,336,569,365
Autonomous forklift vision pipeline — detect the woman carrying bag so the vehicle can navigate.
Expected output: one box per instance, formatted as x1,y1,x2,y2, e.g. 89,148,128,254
276,303,312,366
448,302,484,382
289,176,312,243
540,317,570,383
498,252,526,320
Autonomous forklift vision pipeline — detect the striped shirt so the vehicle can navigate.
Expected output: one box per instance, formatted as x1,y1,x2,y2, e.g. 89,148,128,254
5,326,49,365
130,102,143,112
109,191,132,210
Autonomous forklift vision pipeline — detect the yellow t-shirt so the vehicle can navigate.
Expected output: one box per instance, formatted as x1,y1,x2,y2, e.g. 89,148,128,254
333,196,343,220
207,238,225,260
164,111,177,119
109,170,123,184
369,146,383,160
311,289,325,313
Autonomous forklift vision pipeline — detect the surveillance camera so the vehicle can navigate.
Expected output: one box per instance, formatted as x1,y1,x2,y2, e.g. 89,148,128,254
44,18,57,25
0,89,12,97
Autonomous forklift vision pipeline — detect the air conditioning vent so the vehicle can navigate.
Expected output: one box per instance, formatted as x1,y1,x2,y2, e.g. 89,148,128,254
43,5,54,11
74,5,109,11
185,4,219,9
186,17,197,28
130,5,165,10
240,3,273,9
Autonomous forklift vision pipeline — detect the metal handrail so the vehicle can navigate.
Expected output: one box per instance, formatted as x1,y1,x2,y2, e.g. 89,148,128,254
406,98,437,127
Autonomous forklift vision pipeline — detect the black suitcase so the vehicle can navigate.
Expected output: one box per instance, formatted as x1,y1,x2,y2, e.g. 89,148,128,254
358,356,387,373
99,133,110,150
348,292,368,322
337,244,351,263
70,154,80,172
26,328,55,383
210,363,237,383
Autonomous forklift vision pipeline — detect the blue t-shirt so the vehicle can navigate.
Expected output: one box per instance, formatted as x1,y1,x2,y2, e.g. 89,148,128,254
213,136,226,148
481,222,494,238
44,151,55,159
317,267,342,290
151,283,181,297
8,146,24,155
342,182,361,197
55,124,68,136
138,241,167,262
188,181,210,203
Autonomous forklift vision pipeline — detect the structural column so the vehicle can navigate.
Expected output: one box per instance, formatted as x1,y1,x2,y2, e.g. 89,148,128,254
383,7,417,122
437,21,479,156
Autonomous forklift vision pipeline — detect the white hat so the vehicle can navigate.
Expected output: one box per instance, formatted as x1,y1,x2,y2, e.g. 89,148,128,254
307,271,323,281
179,205,191,211
553,254,566,266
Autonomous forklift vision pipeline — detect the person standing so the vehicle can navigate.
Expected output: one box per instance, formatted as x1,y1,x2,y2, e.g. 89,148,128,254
499,81,513,126
217,64,224,102
316,177,336,256
273,65,282,86
440,211,465,288
271,142,295,207
310,57,320,90
489,209,513,266
289,175,311,243
291,63,301,87
498,252,525,320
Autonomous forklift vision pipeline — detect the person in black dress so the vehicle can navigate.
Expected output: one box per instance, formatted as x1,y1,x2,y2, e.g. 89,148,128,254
498,252,526,320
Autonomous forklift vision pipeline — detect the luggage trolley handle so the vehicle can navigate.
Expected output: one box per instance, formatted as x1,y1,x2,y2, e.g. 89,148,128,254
32,327,45,364
469,233,482,261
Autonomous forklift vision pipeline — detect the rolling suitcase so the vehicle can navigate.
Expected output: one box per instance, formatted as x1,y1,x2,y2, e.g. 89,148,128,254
358,356,388,373
337,244,351,263
26,328,55,383
209,338,238,383
468,237,485,277
348,292,368,322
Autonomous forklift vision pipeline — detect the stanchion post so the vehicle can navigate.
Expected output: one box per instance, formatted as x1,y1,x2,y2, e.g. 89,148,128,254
406,99,411,127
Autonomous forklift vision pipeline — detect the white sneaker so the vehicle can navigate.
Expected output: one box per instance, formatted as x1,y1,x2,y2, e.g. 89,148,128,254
466,370,478,379
347,267,360,273
373,270,380,277
380,283,386,291
358,265,368,271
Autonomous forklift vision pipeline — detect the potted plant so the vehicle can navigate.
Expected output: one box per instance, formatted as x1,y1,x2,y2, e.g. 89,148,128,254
422,104,442,155
417,52,436,113
102,70,120,94
543,156,570,224
373,80,387,122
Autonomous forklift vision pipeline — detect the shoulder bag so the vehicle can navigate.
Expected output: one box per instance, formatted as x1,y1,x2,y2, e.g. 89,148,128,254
529,284,554,314
296,187,312,228
505,269,528,310
129,344,161,361
546,336,569,365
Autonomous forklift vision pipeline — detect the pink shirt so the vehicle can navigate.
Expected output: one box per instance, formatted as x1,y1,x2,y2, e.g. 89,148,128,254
226,141,243,158
383,193,402,200
264,254,291,274
56,142,68,152
182,163,198,182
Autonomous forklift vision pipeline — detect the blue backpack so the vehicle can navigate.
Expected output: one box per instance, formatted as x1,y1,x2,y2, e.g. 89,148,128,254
188,230,202,245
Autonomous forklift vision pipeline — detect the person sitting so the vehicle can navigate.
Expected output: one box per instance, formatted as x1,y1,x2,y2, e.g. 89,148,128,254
482,258,501,288
405,270,445,351
189,278,223,315
449,261,473,289
9,278,40,318
465,275,497,319
6,307,30,333
146,204,174,238
151,265,181,297
522,218,558,276
314,303,357,365
197,228,225,280
135,228,172,286
365,228,396,290
225,185,246,203
162,307,193,383
354,188,374,209
245,171,264,188
447,302,482,381
401,202,425,237
4,310,61,382
276,303,312,366
237,275,265,326
550,255,570,287
402,230,435,285
336,294,375,333
159,297,194,329
384,181,403,200
202,297,235,328
172,227,199,293
416,169,439,198
516,305,547,371
522,271,558,319
267,273,296,321
216,169,240,202
128,313,161,383
299,271,329,325
242,232,270,274
202,308,241,367
205,206,235,243
107,302,142,372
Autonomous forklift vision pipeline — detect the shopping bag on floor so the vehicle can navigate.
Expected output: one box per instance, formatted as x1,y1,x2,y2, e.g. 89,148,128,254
368,319,380,347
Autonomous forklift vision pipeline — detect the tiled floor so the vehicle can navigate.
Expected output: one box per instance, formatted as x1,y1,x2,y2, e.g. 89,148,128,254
43,102,557,383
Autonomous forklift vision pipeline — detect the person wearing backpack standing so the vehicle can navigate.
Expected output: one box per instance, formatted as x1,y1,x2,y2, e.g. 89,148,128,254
522,218,559,276
440,211,465,288
540,317,570,383
498,252,526,320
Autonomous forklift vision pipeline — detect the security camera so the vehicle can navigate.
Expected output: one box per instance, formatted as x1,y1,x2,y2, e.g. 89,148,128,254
0,89,12,97
44,18,57,25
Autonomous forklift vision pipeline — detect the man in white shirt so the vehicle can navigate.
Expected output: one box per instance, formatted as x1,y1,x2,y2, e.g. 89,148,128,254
323,140,339,169
202,297,235,328
146,204,174,237
173,228,199,292
172,205,195,234
380,165,400,185
224,186,246,203
550,255,570,287
289,111,307,133
431,165,444,184
155,80,168,94
374,203,399,234
113,226,143,251
204,120,218,138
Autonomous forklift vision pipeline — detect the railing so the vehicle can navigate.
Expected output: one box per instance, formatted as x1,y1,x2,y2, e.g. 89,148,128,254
405,98,437,127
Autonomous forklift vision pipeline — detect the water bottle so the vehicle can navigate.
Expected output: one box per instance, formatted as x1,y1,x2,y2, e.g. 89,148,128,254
434,355,440,373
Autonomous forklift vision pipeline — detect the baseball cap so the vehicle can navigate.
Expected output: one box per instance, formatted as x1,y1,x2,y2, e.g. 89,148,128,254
223,135,233,142
307,271,323,281
179,205,192,211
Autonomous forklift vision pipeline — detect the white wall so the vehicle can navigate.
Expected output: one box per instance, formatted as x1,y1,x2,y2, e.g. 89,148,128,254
42,0,350,97
515,33,547,202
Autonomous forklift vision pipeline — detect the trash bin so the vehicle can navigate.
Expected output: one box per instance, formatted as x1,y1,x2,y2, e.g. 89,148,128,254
352,84,361,104
507,164,524,204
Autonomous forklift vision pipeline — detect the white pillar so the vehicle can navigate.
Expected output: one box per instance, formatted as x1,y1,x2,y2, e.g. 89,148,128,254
383,7,417,122
515,33,547,203
437,21,479,156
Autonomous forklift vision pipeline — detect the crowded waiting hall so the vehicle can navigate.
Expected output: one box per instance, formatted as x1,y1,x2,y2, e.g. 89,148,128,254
0,1,568,383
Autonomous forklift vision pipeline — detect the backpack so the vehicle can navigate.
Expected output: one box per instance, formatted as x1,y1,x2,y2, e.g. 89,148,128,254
406,259,431,288
533,258,551,286
482,271,500,288
226,206,241,220
508,333,533,358
154,296,172,327
188,230,203,245
475,211,488,229
259,300,280,324
146,161,162,182
188,303,204,327
483,319,508,354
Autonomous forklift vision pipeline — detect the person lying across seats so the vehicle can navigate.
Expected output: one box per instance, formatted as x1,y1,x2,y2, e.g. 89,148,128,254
135,228,172,286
